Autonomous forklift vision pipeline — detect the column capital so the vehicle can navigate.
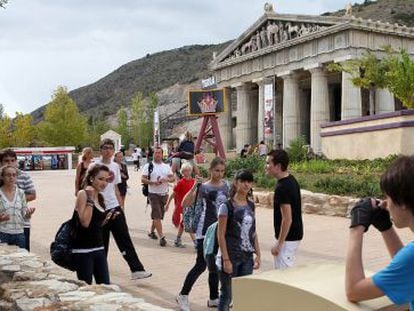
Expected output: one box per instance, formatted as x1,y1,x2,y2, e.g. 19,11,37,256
308,66,328,76
278,71,300,80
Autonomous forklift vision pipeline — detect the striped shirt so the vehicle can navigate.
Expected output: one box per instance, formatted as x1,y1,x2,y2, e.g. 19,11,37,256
16,169,36,228
0,187,27,234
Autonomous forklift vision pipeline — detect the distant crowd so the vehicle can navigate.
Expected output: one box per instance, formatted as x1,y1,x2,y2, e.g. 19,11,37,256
0,132,413,310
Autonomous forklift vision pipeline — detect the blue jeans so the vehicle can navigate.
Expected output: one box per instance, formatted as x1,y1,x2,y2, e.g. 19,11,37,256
73,249,110,285
0,232,25,249
218,255,254,311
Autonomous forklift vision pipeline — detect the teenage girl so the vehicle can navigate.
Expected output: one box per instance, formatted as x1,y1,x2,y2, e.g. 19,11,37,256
176,157,229,311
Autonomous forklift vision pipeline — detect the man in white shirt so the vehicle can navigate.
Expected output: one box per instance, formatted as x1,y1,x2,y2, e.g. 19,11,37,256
141,146,174,247
95,139,151,280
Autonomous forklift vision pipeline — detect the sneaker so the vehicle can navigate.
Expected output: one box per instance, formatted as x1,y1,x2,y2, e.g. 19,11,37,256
174,238,185,248
160,236,167,247
176,294,190,311
148,231,158,240
207,298,219,308
131,270,152,280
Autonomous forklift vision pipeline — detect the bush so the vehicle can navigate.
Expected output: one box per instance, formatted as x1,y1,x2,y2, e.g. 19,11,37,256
225,155,265,179
313,174,381,197
286,137,307,162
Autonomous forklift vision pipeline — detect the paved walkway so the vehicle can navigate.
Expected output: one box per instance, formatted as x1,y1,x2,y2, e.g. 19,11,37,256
28,168,412,310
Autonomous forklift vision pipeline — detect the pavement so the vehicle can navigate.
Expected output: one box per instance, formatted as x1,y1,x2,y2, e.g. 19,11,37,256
28,167,413,311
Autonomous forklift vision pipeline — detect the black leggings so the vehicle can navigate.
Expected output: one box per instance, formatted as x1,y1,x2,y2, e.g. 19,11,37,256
180,239,219,299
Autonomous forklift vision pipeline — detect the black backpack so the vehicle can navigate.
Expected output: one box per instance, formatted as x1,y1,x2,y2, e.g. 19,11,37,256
142,161,154,197
50,211,79,271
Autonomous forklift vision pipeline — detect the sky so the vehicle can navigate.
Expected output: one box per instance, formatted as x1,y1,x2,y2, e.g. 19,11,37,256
0,0,365,117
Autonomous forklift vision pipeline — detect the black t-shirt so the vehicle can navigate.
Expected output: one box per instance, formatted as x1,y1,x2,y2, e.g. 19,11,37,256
273,174,303,241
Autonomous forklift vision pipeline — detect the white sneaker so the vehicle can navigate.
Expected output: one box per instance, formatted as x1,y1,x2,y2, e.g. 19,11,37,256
131,270,152,280
207,298,219,307
176,294,190,311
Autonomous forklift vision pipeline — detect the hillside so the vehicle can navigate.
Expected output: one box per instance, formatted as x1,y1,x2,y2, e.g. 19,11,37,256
324,0,414,26
31,0,414,123
31,42,230,122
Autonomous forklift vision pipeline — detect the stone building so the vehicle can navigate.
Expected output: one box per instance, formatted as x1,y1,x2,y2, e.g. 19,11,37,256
211,4,414,159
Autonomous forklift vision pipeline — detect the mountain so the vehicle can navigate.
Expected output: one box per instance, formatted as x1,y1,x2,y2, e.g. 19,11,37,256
323,0,414,26
31,0,414,124
31,42,230,123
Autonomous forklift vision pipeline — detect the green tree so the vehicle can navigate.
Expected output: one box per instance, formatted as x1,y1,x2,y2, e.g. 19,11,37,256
116,106,131,147
385,49,414,108
328,51,388,114
11,113,36,146
130,92,145,146
83,116,110,150
0,115,12,148
38,86,87,146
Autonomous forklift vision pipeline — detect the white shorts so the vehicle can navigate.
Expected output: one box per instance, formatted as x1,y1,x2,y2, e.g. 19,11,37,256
273,240,300,269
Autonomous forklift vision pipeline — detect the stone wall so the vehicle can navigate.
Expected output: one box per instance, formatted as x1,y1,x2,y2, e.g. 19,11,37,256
254,189,359,217
0,245,171,311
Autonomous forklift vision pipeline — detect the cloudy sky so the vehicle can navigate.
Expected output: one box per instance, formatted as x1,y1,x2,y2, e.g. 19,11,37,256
0,0,364,116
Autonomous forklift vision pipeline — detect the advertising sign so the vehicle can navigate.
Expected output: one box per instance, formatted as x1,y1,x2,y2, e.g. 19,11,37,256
188,89,225,116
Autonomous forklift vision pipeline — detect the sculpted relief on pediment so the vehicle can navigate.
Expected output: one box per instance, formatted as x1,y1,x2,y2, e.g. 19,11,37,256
225,20,331,61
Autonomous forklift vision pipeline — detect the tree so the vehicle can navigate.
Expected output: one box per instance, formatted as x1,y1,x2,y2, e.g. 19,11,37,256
11,113,36,147
0,0,8,9
0,115,12,148
38,86,87,146
385,49,414,108
116,106,131,147
328,51,388,114
83,116,110,150
130,92,145,146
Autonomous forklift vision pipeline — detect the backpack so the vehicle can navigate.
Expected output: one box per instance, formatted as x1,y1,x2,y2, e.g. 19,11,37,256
203,200,234,265
50,211,79,271
183,183,201,233
141,161,154,197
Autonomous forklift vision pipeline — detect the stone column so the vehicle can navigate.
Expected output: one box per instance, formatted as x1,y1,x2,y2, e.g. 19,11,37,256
341,71,362,120
375,88,395,114
219,87,233,150
235,84,254,151
281,73,301,149
310,67,330,154
256,80,265,143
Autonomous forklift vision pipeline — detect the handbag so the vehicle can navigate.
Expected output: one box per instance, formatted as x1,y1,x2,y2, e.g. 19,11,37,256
183,183,201,233
50,211,79,271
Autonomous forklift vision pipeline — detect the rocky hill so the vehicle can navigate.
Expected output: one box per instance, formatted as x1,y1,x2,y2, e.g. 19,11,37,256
323,0,414,26
31,0,414,124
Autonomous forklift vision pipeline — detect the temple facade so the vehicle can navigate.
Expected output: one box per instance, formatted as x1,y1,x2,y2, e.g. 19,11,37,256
211,4,414,159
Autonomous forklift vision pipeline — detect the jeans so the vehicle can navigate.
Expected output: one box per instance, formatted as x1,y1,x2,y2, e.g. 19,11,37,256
103,206,145,272
180,239,219,300
218,255,254,311
73,249,110,284
24,227,30,251
0,232,25,249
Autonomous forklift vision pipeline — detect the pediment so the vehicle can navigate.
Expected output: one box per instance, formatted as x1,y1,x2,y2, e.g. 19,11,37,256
213,13,345,65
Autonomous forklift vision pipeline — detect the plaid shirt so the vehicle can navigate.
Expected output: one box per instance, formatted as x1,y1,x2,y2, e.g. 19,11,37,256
0,187,27,234
16,169,36,228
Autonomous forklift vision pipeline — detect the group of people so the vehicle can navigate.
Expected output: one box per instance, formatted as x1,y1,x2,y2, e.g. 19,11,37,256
0,136,413,310
240,141,268,158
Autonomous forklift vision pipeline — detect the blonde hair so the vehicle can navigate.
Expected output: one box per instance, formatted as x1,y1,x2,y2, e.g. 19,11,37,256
184,131,193,141
180,161,193,174
82,147,93,161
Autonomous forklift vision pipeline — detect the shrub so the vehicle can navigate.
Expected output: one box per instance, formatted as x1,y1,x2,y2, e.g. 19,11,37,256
225,155,265,179
286,137,307,162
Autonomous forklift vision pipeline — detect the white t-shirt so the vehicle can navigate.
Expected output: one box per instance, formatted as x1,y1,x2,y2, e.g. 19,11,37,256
92,159,121,210
136,148,142,158
142,161,171,195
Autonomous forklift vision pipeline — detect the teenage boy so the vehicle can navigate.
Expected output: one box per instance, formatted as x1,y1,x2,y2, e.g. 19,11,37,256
266,149,303,269
95,139,151,280
346,156,414,309
0,149,36,251
141,146,174,247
